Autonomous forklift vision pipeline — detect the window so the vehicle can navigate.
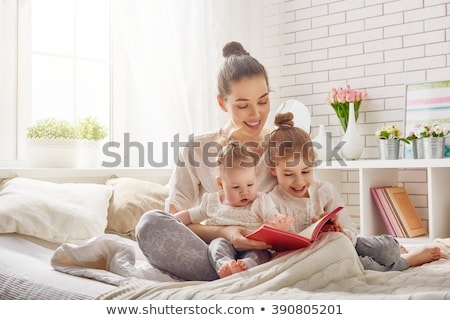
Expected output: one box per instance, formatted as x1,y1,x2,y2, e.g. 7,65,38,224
31,0,111,126
1,0,263,167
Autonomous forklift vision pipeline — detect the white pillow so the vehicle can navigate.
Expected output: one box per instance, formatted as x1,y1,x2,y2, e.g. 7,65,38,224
0,177,113,244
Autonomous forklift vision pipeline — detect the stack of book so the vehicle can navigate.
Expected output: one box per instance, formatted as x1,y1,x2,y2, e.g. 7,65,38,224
370,186,427,238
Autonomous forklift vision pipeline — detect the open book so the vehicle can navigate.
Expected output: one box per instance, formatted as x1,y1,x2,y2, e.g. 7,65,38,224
246,206,344,251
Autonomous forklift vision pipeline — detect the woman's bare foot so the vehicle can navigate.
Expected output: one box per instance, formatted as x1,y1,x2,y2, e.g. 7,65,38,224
217,260,248,278
402,244,441,267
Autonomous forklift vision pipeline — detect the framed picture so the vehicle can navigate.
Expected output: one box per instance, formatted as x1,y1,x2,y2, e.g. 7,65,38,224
404,80,450,158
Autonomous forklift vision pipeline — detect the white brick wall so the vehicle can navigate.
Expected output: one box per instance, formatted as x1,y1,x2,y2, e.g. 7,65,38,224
262,0,450,228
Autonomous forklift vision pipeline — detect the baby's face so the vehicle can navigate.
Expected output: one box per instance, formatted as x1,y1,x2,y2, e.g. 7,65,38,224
219,165,257,207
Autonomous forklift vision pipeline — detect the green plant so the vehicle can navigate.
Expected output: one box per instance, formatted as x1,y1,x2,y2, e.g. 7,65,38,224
325,84,368,132
375,124,410,144
417,124,449,138
27,118,78,139
77,116,108,141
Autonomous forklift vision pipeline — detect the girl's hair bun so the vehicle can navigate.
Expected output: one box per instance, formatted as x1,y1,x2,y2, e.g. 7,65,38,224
274,112,294,128
222,41,249,58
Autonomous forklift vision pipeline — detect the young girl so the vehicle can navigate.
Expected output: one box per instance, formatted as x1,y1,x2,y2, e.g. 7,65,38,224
267,112,441,271
175,140,294,278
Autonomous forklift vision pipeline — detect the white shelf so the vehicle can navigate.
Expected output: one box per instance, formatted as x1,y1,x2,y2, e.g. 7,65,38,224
315,158,450,241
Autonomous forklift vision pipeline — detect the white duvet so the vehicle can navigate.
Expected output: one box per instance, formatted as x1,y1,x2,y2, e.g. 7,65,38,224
51,232,450,300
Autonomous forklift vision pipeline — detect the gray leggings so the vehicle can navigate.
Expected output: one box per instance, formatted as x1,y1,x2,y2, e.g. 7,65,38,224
356,235,408,271
135,210,219,281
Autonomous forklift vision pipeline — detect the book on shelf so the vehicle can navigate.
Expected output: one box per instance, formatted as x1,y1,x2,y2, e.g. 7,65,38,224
246,206,344,251
371,187,406,237
370,187,398,237
370,186,427,238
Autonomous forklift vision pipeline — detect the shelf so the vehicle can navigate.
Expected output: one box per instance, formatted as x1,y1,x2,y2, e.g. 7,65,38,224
314,158,450,241
315,158,450,169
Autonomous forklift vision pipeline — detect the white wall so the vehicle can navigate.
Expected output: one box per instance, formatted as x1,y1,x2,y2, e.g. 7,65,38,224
261,0,450,226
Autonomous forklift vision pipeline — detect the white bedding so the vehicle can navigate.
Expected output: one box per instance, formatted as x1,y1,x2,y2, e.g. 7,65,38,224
0,234,117,299
48,232,450,300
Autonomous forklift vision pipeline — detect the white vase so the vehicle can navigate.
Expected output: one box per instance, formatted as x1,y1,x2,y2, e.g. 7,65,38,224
340,103,364,160
312,124,327,161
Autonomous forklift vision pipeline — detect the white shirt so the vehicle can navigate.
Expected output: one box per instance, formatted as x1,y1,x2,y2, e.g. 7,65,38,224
268,181,358,244
165,130,277,211
188,192,280,231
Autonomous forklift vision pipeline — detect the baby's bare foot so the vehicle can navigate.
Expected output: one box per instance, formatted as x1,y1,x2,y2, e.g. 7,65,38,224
217,264,232,278
217,260,248,278
403,244,441,267
228,260,248,274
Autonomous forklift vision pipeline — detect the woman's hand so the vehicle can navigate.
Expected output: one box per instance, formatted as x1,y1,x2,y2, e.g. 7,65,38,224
222,225,272,251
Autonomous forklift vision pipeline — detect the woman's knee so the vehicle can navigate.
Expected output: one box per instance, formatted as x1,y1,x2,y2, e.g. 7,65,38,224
135,209,173,242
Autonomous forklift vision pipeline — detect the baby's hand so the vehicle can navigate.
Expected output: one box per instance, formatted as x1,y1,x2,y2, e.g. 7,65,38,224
264,213,296,231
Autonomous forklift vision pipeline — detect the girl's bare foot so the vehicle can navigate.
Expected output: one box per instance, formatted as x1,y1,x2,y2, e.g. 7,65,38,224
402,244,441,267
399,244,408,254
217,260,248,278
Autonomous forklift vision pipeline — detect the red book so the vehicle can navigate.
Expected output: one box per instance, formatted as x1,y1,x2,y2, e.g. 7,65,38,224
246,206,344,251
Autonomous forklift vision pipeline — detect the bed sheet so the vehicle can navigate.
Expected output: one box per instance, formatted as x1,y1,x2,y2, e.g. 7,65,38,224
0,233,117,300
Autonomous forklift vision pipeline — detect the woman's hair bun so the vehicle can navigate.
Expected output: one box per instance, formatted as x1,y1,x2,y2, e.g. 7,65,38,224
222,41,249,58
274,112,294,128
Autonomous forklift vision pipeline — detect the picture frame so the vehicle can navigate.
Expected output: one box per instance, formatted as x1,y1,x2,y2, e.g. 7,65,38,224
403,80,450,158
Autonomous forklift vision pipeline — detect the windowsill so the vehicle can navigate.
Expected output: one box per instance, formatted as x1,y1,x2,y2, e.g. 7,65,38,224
0,167,173,184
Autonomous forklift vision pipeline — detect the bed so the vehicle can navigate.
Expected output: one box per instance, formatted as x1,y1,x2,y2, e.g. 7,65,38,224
1,169,449,300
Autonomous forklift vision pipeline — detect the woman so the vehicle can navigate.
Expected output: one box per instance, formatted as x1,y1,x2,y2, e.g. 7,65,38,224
136,42,277,281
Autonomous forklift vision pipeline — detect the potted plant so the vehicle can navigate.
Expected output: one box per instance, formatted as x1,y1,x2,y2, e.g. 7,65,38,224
375,124,409,160
77,116,108,167
406,124,424,159
415,124,449,159
26,118,79,167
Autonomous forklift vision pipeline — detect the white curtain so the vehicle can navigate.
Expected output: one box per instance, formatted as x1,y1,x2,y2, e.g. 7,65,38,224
0,0,18,162
110,0,264,167
111,0,224,167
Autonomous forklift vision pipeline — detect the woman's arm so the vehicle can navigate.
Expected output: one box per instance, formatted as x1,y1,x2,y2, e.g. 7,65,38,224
187,223,272,250
174,209,192,226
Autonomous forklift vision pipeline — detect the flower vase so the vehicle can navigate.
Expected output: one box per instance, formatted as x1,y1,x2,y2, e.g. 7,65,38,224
411,139,424,159
340,103,364,160
422,137,445,159
377,139,400,160
312,124,329,162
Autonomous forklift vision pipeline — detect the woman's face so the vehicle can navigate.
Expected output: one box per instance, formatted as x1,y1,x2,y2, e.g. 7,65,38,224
218,76,270,139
